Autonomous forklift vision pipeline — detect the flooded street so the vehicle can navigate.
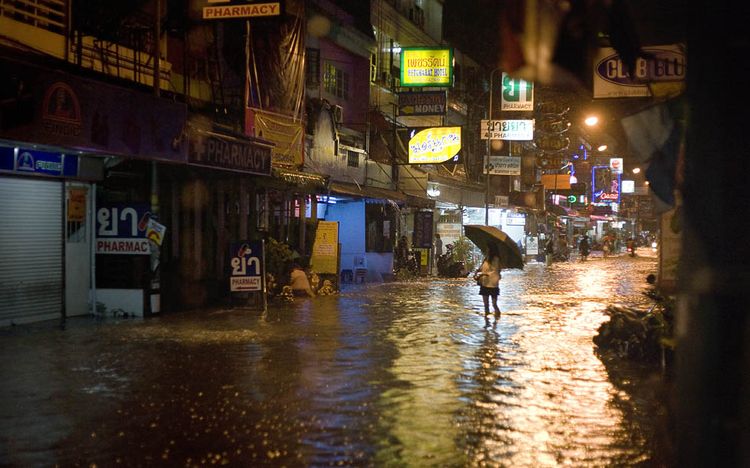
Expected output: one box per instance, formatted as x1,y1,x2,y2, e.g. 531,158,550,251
0,253,669,467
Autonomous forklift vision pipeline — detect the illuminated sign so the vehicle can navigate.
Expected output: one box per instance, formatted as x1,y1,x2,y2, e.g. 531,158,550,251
400,48,453,87
408,127,462,164
481,119,534,140
501,72,534,111
592,166,621,204
203,1,282,19
593,44,686,98
609,157,623,174
622,180,635,193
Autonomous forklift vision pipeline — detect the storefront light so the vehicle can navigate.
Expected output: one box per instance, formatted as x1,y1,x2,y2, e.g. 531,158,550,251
427,184,441,197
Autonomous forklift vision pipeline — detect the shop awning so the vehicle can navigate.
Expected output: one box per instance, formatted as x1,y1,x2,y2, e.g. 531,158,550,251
271,167,328,191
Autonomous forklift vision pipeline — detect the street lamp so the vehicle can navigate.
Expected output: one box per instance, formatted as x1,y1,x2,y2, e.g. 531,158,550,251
584,115,599,126
597,144,608,152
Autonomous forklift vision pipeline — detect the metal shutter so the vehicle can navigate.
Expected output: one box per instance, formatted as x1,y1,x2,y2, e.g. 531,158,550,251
0,177,63,326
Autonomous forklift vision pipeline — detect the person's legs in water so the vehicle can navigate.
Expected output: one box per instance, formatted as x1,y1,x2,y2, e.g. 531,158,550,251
482,293,490,315
491,293,500,316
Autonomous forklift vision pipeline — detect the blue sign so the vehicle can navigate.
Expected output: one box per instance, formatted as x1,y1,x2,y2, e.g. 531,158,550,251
229,241,264,292
0,146,78,177
95,203,152,255
0,147,14,171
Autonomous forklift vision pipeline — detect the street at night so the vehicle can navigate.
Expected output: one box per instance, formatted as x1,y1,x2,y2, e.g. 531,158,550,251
0,253,669,466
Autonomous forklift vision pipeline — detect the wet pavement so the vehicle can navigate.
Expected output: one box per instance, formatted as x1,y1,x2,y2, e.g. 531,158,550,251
0,251,669,467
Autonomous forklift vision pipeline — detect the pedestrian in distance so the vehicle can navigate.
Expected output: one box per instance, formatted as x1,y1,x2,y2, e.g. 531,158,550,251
290,263,315,297
433,234,443,275
474,243,502,317
579,235,590,261
545,237,555,266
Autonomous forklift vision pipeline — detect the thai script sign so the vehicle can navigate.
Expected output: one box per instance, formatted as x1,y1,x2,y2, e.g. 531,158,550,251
481,119,534,140
96,204,152,255
408,127,462,164
229,241,264,292
593,44,686,98
202,1,282,19
245,107,304,167
310,221,339,274
400,48,453,87
398,91,447,116
501,72,534,111
488,156,521,175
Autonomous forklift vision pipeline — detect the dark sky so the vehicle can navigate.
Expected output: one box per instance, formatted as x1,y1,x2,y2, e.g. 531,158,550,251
443,0,502,67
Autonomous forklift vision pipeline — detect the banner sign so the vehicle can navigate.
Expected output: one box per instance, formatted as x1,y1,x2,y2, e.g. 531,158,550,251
229,241,264,292
310,221,339,274
400,48,454,87
408,127,461,164
96,204,152,255
398,91,447,116
481,119,534,140
488,156,521,175
593,44,686,98
501,72,534,111
202,1,282,19
187,125,272,176
245,107,304,166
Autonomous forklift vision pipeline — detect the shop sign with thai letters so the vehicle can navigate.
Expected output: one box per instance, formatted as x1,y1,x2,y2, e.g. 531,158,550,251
481,120,534,140
408,127,462,164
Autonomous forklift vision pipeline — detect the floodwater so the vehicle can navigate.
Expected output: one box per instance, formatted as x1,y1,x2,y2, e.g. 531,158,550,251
0,252,670,467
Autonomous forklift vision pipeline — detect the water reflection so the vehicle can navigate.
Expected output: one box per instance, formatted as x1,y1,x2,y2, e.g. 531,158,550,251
0,255,664,466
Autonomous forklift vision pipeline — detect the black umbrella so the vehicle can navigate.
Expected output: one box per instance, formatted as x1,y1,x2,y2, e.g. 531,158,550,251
463,225,524,270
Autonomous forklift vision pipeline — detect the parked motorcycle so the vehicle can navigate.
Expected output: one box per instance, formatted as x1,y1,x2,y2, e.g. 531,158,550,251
437,244,466,277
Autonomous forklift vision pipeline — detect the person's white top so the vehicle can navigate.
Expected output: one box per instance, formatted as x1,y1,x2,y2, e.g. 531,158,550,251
290,268,314,295
479,256,501,288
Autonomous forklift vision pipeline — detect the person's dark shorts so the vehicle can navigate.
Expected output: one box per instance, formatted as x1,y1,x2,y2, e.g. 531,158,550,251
479,286,499,297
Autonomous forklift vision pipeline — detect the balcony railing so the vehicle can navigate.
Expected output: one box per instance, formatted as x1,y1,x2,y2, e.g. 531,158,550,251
1,0,171,90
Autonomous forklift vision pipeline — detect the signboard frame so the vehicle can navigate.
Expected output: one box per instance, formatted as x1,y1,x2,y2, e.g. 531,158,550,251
399,47,454,88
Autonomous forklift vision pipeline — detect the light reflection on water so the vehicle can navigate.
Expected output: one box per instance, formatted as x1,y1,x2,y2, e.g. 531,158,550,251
0,255,664,466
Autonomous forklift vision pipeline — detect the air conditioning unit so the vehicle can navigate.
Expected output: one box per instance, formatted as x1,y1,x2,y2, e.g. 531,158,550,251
331,105,343,124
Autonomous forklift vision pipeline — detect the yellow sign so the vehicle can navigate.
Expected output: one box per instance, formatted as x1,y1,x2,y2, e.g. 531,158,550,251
67,188,87,222
408,127,462,164
310,221,339,274
400,48,453,87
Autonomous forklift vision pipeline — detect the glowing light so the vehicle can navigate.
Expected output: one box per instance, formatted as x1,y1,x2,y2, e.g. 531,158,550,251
584,116,599,126
632,167,641,174
597,144,608,152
